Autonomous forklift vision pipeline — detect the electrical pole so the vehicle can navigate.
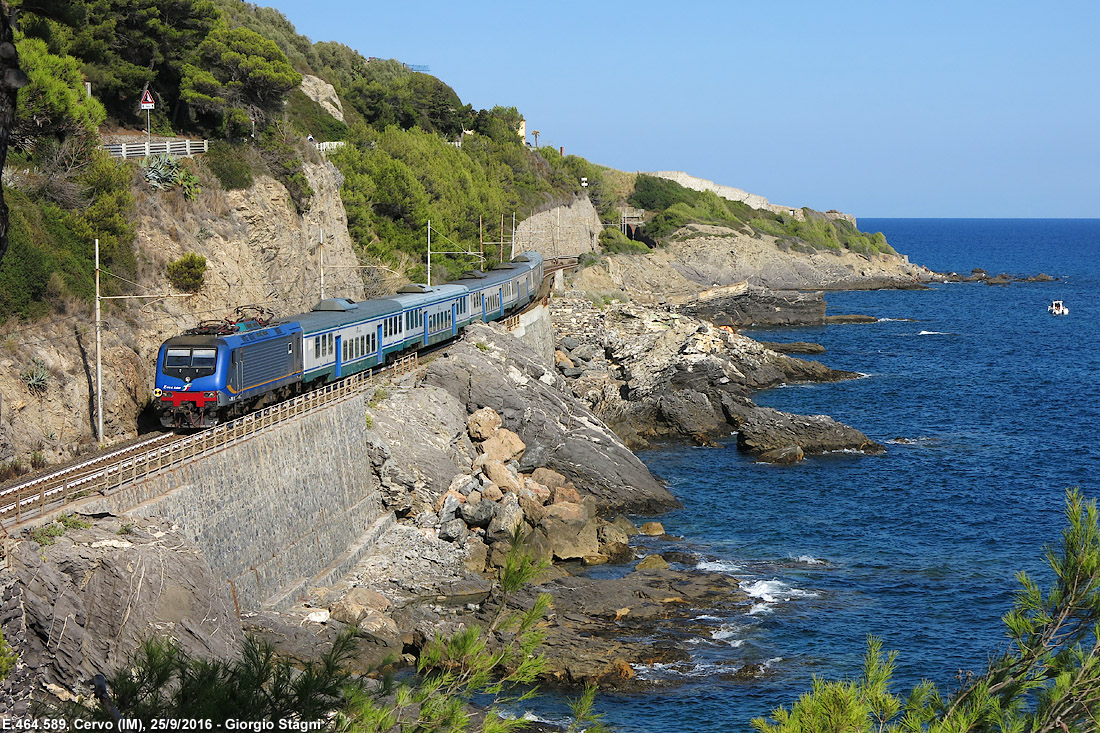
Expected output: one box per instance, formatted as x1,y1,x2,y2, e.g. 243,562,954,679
95,239,103,441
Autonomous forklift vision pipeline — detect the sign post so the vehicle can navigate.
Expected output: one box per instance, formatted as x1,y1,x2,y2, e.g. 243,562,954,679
140,89,155,145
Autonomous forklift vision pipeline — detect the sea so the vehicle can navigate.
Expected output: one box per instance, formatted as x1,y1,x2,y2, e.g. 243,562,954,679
525,218,1100,732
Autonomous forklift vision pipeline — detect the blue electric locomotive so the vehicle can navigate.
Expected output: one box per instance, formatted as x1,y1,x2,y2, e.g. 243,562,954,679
153,251,544,428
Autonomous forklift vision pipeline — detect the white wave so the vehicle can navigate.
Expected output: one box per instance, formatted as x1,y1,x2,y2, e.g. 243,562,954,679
712,625,746,647
918,330,952,335
876,317,906,322
788,554,826,565
743,579,817,615
762,657,784,671
634,661,728,680
697,560,741,573
693,614,722,621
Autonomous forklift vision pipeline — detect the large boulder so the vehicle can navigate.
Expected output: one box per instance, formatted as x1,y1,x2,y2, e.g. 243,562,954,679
477,428,526,463
370,386,477,512
467,406,503,440
539,502,599,560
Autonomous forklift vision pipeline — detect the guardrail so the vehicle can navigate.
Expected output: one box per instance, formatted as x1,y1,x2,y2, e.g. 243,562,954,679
103,139,209,160
0,353,417,530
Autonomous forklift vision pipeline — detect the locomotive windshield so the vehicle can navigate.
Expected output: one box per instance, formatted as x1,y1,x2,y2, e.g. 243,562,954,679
165,347,217,368
162,347,219,378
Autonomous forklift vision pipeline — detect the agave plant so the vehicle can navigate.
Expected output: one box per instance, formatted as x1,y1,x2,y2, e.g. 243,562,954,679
142,153,176,189
142,155,200,199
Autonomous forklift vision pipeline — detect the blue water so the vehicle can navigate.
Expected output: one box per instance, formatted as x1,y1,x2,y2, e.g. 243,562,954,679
533,219,1100,732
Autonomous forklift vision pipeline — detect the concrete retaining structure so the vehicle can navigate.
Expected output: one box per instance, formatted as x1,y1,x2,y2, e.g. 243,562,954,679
502,303,554,365
83,394,389,612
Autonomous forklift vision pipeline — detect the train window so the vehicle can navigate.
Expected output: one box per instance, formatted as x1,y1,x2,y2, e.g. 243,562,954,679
287,343,293,355
165,348,191,367
192,348,217,368
314,337,320,358
342,341,348,361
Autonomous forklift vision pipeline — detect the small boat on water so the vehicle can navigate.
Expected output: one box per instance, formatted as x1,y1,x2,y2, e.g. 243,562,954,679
1048,300,1070,316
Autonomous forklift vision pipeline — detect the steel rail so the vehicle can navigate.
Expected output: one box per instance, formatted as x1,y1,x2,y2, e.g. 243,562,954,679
1,354,416,531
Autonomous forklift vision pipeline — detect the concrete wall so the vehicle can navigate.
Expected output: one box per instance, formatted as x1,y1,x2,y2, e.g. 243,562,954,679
84,395,389,612
502,303,554,365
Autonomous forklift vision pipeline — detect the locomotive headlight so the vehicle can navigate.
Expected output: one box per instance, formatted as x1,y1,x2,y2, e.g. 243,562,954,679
203,391,217,399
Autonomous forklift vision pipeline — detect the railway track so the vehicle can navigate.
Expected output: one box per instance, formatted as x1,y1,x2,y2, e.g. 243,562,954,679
0,263,576,534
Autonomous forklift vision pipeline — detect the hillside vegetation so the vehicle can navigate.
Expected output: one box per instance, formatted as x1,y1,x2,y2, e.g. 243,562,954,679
628,174,895,256
0,0,892,322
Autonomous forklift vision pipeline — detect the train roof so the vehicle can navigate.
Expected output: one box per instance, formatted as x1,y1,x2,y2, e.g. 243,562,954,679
285,284,469,334
452,254,540,289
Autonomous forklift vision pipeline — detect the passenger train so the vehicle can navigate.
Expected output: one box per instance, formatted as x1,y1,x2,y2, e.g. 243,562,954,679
153,251,544,428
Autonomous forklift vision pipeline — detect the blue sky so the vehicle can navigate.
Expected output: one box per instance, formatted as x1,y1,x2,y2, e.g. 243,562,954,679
270,0,1098,218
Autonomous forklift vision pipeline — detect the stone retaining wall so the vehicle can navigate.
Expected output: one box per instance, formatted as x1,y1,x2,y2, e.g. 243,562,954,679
515,196,601,257
83,395,388,612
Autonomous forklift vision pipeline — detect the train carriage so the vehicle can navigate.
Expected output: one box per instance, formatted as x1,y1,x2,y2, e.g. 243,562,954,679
153,251,545,429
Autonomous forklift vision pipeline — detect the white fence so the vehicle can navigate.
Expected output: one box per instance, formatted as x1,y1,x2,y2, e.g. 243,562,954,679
103,139,209,160
315,141,346,153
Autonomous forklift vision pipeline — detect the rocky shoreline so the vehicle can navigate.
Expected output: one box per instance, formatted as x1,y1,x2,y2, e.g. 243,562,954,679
1,235,938,713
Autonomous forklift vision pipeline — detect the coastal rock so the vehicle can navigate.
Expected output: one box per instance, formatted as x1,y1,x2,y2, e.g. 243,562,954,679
477,428,526,464
550,296,864,449
524,567,751,688
734,406,885,456
640,521,666,536
758,341,826,355
480,459,523,493
422,324,678,514
825,314,879,324
487,494,525,542
757,445,805,464
676,283,827,327
459,500,495,529
635,554,671,570
370,386,477,513
2,516,241,705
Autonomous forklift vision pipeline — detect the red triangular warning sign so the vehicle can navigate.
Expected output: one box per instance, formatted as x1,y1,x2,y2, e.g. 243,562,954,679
141,90,154,105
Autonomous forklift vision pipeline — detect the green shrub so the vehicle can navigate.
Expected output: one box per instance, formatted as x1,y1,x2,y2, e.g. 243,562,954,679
204,140,256,190
258,123,313,212
599,227,649,254
284,89,348,142
0,628,16,681
166,252,207,293
628,174,699,211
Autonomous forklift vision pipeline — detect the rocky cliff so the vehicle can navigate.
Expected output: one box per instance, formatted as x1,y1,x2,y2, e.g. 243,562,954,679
0,154,371,467
571,222,929,299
